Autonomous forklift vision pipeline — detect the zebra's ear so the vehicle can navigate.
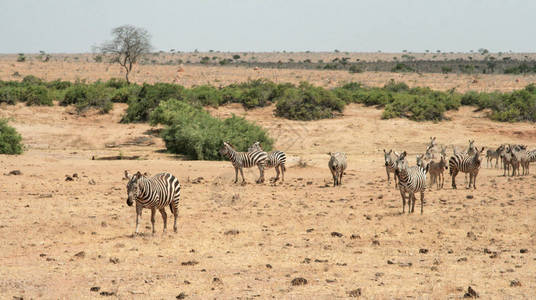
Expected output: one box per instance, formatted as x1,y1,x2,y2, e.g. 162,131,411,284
383,149,386,153
327,152,332,156
124,170,131,180
135,171,142,178
394,151,399,157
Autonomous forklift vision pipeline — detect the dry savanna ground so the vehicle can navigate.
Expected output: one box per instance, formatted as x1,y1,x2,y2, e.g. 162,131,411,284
1,57,536,298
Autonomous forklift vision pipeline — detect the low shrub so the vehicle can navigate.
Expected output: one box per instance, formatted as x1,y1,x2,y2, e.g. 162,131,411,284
23,86,53,106
150,99,273,160
121,83,186,122
0,119,23,154
275,82,344,120
0,87,25,104
62,84,113,113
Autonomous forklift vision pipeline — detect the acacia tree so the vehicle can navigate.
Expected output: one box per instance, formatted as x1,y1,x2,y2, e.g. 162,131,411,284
99,25,152,84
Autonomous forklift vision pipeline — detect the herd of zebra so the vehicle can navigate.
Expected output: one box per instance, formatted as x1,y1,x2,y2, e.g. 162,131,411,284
384,137,536,214
123,138,535,234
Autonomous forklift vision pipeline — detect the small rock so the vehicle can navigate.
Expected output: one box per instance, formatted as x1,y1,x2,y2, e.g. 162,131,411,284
265,264,272,269
7,170,21,176
224,230,239,235
212,277,223,284
302,258,311,264
74,251,85,258
184,280,190,285
463,286,479,298
348,288,362,297
191,177,204,184
291,277,307,286
419,248,429,254
510,280,521,287
65,175,74,181
306,228,314,233
88,179,96,185
72,173,79,178
176,292,187,299
331,232,343,238
181,260,198,266
387,260,394,265
466,195,474,199
519,249,528,253
372,240,380,246
350,234,361,239
466,231,477,241
90,287,100,292
109,257,120,264
39,194,53,198
100,291,115,297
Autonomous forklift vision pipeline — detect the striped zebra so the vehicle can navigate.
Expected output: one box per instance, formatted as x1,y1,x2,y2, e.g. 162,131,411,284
486,147,501,168
394,151,429,214
449,146,485,189
383,149,399,187
428,154,448,189
529,149,536,163
328,152,347,186
500,144,514,176
511,144,529,175
124,171,181,234
220,141,267,184
248,141,287,182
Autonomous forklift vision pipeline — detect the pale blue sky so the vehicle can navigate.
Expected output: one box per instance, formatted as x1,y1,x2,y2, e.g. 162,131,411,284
0,0,535,53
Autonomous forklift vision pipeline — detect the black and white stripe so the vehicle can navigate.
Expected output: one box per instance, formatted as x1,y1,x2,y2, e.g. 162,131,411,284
394,151,428,214
220,141,267,184
449,146,484,189
249,142,287,182
125,171,181,234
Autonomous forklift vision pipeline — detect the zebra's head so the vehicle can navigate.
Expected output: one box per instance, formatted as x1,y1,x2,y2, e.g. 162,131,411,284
394,151,409,173
248,141,262,152
124,170,144,207
219,142,233,157
383,149,394,166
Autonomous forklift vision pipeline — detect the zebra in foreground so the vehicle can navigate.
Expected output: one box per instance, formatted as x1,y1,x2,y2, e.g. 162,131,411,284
383,149,399,188
220,141,267,184
328,152,347,186
449,146,485,189
394,151,429,214
124,171,181,234
248,141,287,182
486,147,501,168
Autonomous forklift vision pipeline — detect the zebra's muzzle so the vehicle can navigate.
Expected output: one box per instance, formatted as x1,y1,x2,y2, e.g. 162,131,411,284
126,198,133,206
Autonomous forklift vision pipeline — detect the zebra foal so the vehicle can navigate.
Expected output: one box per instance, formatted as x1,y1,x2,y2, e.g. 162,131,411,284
383,149,399,187
124,171,181,234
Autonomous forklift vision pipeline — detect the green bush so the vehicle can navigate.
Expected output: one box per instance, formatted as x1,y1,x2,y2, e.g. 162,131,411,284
22,75,44,85
62,84,113,113
187,85,223,107
348,65,363,73
105,78,130,89
121,83,186,122
0,87,25,104
150,99,273,160
275,82,345,120
111,85,140,103
0,119,23,154
383,93,446,121
23,86,53,106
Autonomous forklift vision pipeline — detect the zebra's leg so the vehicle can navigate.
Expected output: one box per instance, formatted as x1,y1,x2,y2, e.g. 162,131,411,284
420,191,424,214
274,165,280,183
394,171,398,189
467,173,472,189
410,192,416,213
256,164,265,184
239,168,246,184
399,189,406,213
281,164,285,182
339,171,343,186
473,172,478,189
159,208,167,233
451,169,458,189
150,208,156,235
234,167,239,183
135,205,142,234
386,167,390,185
171,203,179,233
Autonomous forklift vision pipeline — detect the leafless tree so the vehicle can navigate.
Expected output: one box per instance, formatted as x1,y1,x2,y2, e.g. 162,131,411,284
98,25,151,84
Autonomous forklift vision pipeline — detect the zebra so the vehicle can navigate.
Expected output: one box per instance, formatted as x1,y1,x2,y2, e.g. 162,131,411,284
428,154,448,189
511,144,529,175
383,149,399,187
220,141,267,184
449,146,485,189
486,146,501,168
394,151,429,214
248,141,287,182
328,152,347,186
124,171,181,234
500,144,514,176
